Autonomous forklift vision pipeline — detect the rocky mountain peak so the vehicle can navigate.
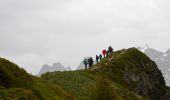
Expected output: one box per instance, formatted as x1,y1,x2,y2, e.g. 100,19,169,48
38,62,71,76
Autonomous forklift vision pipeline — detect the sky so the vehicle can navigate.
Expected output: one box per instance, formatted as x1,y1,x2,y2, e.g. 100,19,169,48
0,0,170,74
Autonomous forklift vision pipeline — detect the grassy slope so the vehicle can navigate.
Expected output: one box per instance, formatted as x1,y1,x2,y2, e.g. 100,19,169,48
0,48,167,100
0,57,74,100
42,48,167,100
91,48,166,100
42,70,147,100
91,48,152,89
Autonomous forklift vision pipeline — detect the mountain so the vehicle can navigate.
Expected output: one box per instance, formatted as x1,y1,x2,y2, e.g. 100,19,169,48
0,57,74,100
38,63,71,75
138,46,170,86
42,48,170,100
1,48,170,100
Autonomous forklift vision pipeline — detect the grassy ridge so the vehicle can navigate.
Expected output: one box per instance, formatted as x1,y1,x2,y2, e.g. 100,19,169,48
0,57,74,100
42,70,147,100
42,48,168,100
0,48,169,100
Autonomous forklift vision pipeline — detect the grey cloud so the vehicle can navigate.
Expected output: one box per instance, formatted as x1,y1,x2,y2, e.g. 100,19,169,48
0,0,170,74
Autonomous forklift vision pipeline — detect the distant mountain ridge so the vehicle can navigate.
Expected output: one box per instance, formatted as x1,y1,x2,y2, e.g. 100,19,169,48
38,63,71,75
138,45,170,86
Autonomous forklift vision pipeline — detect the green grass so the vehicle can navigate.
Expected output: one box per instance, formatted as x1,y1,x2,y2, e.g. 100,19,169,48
0,57,74,100
42,70,147,100
0,88,39,100
42,71,97,100
42,48,168,100
0,48,168,100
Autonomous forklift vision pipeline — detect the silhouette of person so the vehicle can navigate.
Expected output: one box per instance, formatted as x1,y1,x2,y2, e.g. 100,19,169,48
99,54,102,61
83,58,88,69
88,57,94,67
96,55,99,64
108,46,113,54
102,49,107,58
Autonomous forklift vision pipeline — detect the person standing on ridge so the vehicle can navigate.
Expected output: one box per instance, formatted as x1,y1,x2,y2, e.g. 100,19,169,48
102,49,107,58
99,54,102,61
83,58,88,69
88,57,94,67
96,55,99,64
108,46,113,54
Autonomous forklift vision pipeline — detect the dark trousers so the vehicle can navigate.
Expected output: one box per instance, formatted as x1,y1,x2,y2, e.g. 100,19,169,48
85,64,87,69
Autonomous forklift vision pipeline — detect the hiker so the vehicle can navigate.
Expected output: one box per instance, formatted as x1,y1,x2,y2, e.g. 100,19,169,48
102,49,107,58
99,54,102,61
88,57,94,67
108,46,113,54
83,58,88,70
96,55,99,64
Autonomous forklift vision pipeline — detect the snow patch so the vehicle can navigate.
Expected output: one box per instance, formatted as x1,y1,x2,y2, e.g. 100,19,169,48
163,54,168,57
139,46,148,52
155,58,158,60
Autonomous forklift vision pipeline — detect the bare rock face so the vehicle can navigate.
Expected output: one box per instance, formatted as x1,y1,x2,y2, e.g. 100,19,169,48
138,46,170,86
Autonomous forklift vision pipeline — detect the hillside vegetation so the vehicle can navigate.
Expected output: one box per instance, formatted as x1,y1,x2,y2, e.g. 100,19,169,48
0,58,74,100
0,48,170,100
42,48,170,100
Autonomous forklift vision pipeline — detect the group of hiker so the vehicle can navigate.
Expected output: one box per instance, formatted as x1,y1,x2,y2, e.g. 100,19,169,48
83,46,114,69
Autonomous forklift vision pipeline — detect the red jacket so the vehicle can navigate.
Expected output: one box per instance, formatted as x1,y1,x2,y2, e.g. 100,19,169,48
102,50,107,55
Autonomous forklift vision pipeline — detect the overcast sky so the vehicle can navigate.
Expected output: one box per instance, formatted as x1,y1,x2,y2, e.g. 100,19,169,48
0,0,170,74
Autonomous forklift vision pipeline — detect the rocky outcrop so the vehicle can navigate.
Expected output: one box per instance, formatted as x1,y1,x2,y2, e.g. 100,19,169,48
138,46,170,86
38,63,71,75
